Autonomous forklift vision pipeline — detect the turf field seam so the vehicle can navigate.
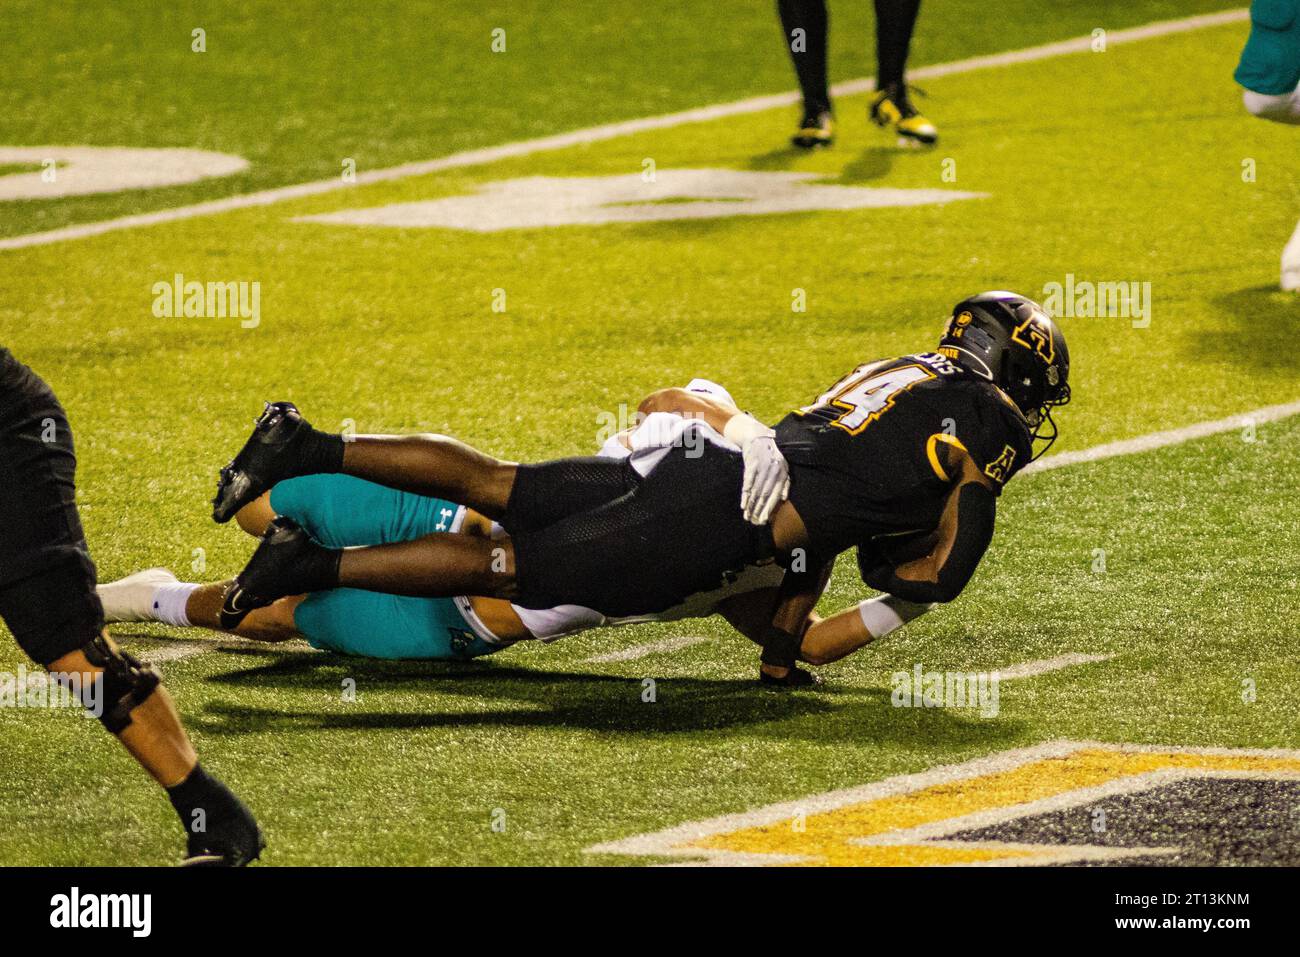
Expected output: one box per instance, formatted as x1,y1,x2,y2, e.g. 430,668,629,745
0,8,1249,253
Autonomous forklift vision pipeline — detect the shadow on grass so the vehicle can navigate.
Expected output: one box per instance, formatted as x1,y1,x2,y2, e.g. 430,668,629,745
189,649,1028,746
1208,284,1300,372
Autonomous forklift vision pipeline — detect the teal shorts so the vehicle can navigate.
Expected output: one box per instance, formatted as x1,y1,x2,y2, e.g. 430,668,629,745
269,474,501,661
1236,0,1300,95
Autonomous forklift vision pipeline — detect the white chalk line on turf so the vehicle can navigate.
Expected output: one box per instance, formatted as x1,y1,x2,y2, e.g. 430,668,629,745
996,653,1114,681
1022,397,1300,475
0,8,1249,252
137,644,208,664
583,636,710,664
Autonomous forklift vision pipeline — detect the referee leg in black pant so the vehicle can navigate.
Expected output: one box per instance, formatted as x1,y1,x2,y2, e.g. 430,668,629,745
778,0,937,148
0,347,263,866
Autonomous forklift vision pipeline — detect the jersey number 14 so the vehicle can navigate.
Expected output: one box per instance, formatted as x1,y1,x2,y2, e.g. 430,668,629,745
803,363,935,433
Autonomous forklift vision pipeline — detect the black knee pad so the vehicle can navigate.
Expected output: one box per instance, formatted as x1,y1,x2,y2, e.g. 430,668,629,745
80,633,161,734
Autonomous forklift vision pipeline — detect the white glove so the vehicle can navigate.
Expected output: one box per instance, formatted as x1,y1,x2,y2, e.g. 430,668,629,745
724,413,790,525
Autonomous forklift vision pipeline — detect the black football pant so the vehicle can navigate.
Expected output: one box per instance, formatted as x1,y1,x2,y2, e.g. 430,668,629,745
502,439,775,617
0,347,105,666
778,0,924,114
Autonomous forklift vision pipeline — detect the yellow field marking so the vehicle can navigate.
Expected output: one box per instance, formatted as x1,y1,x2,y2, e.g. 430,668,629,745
588,742,1300,866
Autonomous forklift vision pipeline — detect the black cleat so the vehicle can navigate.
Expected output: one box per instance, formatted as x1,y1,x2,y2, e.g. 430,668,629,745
759,665,824,688
212,401,313,523
180,790,265,867
791,109,835,149
870,83,938,147
219,517,340,629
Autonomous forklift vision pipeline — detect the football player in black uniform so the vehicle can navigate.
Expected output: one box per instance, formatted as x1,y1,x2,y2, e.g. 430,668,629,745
780,0,937,148
0,347,262,864
207,291,1068,684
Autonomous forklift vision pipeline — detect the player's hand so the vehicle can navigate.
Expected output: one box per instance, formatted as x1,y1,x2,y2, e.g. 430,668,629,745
739,432,790,525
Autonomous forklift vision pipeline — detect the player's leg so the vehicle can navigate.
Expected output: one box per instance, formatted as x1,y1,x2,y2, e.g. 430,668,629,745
869,0,937,145
1235,6,1300,290
0,349,261,865
98,566,303,642
211,401,516,522
213,402,637,530
777,0,834,147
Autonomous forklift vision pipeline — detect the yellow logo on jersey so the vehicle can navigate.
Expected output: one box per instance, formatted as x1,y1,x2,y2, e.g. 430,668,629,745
586,742,1300,866
984,444,1017,483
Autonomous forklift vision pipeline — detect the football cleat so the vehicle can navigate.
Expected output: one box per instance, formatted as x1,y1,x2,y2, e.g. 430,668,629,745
1282,223,1300,291
791,109,835,149
180,791,265,867
97,568,178,622
870,83,938,147
760,665,824,688
219,517,339,629
212,401,312,523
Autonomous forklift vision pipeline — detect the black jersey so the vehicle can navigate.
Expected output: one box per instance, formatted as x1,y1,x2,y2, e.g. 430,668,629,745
774,352,1033,561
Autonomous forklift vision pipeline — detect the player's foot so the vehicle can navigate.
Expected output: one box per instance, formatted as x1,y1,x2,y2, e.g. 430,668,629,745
870,83,938,147
791,108,835,149
213,401,315,524
97,568,178,622
1282,233,1300,291
219,517,340,629
179,781,265,867
759,665,824,688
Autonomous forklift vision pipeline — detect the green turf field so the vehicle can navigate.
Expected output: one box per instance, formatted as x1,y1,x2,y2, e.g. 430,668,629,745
2,1,1298,866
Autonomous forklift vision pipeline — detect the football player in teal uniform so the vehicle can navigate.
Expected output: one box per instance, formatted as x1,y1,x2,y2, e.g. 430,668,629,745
1235,0,1300,290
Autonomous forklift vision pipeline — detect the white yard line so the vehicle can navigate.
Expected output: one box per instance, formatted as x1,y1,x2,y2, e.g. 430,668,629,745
1023,398,1300,475
996,653,1114,681
0,9,1248,252
137,644,209,665
584,636,710,664
135,637,315,664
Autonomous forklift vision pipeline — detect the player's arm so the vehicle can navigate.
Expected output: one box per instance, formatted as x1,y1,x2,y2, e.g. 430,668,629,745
638,387,790,526
720,586,933,665
859,446,997,604
638,386,741,426
739,558,833,681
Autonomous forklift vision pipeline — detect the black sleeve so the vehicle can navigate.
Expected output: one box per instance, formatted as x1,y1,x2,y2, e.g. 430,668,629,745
859,481,996,603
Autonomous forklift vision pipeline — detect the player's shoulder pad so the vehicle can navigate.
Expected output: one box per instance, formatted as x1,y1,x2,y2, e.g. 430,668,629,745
968,382,1033,488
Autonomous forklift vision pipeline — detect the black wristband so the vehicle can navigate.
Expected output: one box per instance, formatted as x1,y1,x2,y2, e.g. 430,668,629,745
760,630,803,667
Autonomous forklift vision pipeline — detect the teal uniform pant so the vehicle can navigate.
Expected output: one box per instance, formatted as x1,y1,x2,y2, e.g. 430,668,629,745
1237,1,1300,95
269,474,501,660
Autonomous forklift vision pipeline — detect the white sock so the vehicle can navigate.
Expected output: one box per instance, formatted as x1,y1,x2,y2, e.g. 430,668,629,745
151,582,200,627
858,595,936,639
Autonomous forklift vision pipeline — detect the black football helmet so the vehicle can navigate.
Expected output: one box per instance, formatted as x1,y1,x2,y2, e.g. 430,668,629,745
937,290,1071,459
